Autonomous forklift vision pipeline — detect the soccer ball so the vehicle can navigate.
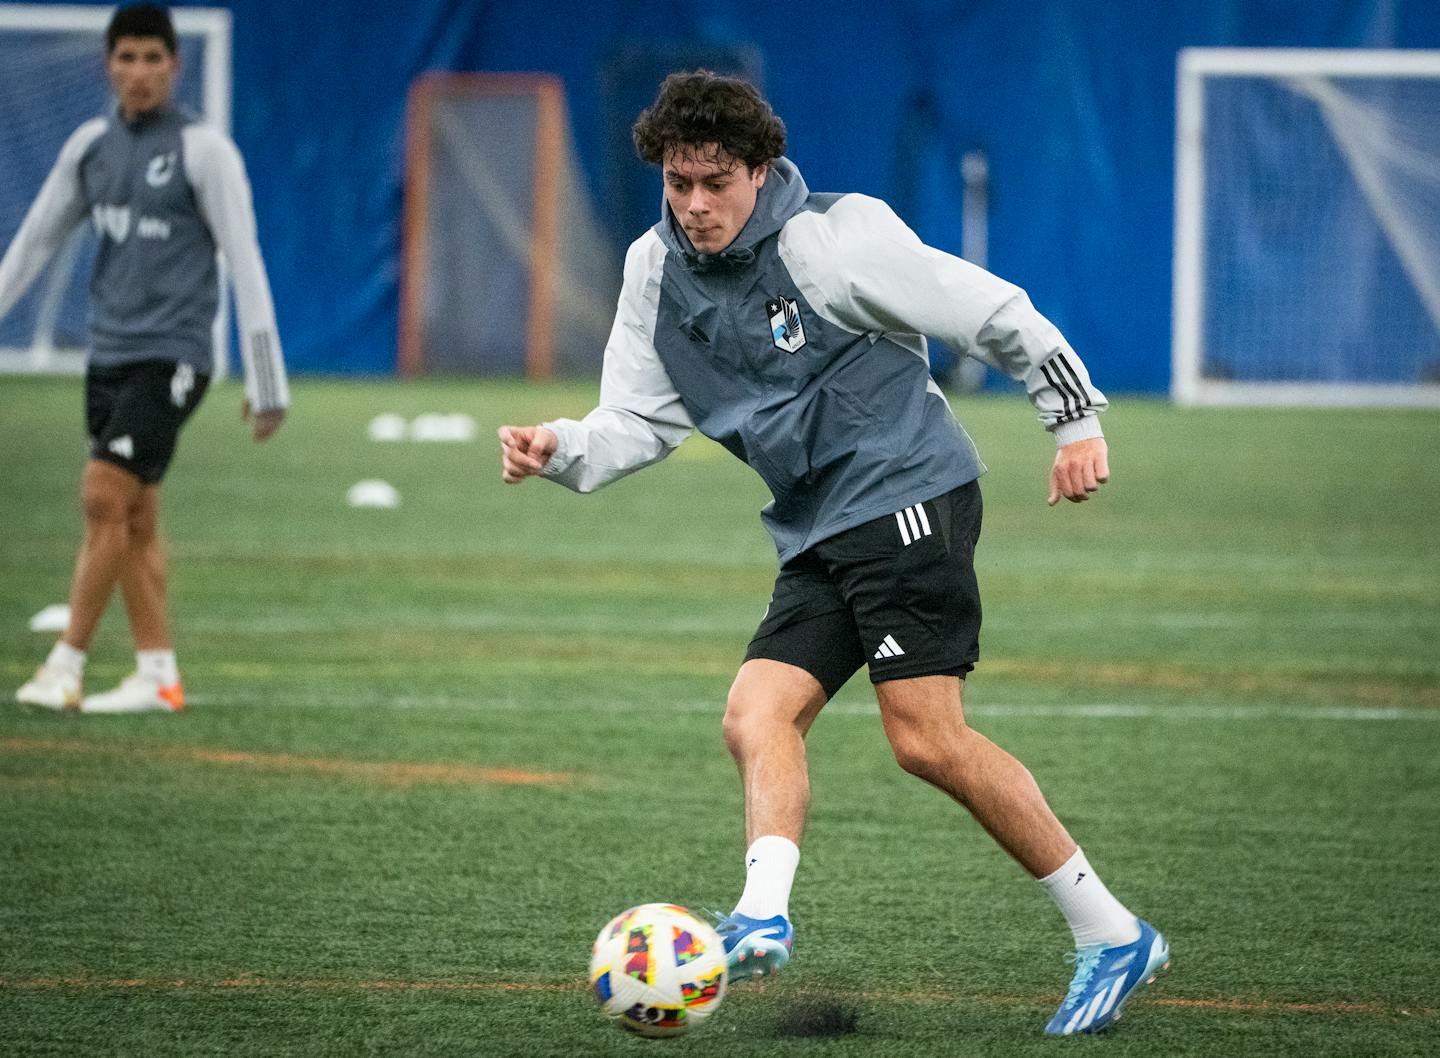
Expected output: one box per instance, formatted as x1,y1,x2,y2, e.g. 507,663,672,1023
589,903,728,1038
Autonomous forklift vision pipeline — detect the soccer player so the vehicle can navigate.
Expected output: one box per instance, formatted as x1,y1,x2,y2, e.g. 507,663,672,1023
498,71,1167,1034
2,4,289,714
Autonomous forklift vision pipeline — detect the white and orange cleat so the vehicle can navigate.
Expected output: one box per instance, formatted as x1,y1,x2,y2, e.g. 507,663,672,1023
16,664,82,711
81,673,184,714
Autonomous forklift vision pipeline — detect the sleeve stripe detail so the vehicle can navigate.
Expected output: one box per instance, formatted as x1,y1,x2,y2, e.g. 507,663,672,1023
249,330,282,408
1041,361,1078,422
1055,353,1095,412
1043,353,1095,425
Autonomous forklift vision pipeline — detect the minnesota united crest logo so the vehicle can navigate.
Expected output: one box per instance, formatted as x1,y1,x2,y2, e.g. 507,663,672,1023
146,151,177,188
765,295,806,354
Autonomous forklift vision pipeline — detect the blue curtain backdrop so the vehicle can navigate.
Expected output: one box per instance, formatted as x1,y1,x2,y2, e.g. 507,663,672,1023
166,0,1440,390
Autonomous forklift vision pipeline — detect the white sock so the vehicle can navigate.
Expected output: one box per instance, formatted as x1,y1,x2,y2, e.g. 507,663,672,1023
1038,847,1141,949
732,835,800,921
46,641,86,677
136,650,180,687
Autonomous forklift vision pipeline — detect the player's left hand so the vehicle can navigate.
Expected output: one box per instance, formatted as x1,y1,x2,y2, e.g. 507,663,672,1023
1048,436,1109,506
243,399,286,442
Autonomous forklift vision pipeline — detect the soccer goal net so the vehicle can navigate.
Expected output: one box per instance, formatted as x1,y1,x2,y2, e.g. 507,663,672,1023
400,73,620,378
1173,48,1440,407
0,3,231,376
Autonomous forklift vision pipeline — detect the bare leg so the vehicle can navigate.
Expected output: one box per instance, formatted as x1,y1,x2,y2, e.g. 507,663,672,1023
62,460,143,652
875,675,1077,878
722,659,829,845
118,484,171,651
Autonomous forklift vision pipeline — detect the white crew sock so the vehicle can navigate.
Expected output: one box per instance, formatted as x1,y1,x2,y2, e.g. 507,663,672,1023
1038,847,1141,949
136,650,180,687
731,835,800,921
46,640,86,677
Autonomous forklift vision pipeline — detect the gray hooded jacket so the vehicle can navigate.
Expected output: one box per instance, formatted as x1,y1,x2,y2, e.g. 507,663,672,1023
542,158,1105,563
0,105,288,411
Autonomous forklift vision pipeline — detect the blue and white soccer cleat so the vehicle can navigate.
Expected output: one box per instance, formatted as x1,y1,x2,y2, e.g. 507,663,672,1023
713,911,793,981
1044,919,1170,1035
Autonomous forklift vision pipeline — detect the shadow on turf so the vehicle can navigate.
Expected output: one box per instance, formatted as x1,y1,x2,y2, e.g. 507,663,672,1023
772,997,861,1037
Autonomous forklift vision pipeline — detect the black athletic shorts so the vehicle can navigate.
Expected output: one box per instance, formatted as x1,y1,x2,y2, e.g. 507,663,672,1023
85,359,210,484
744,481,984,698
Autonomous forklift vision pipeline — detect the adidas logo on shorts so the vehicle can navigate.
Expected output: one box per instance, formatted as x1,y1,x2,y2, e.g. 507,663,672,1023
873,634,905,660
107,435,134,460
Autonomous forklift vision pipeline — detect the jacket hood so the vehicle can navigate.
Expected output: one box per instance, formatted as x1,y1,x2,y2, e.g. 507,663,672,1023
656,156,810,271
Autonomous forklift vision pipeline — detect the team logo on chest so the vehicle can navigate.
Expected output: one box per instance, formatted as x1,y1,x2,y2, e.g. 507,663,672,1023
765,295,807,354
146,151,178,188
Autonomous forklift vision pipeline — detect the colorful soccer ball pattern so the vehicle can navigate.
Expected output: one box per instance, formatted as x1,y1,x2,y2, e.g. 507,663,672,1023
589,903,728,1038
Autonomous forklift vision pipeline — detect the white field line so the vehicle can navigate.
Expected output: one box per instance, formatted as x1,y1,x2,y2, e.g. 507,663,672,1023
177,608,1440,635
181,610,752,635
186,690,1440,722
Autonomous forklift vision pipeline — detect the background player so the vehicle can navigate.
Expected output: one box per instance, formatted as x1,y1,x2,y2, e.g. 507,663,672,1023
499,70,1168,1035
1,3,289,713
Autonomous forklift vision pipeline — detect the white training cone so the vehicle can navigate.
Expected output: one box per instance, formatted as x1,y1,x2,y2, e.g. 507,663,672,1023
368,413,408,442
346,480,401,508
28,604,71,632
442,413,478,441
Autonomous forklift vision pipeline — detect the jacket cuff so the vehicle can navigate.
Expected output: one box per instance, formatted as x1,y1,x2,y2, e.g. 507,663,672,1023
1052,415,1104,447
538,420,570,478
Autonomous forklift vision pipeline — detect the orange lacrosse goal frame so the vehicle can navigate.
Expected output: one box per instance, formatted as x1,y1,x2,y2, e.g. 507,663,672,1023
399,72,566,379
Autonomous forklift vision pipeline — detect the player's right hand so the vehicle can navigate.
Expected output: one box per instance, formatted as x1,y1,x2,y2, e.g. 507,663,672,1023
498,425,557,484
243,399,286,442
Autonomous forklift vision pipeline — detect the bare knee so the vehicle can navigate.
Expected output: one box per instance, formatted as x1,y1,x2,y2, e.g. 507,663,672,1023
722,687,812,762
722,687,773,761
80,462,142,530
722,660,827,761
890,734,944,782
127,502,159,550
81,484,132,529
887,718,968,784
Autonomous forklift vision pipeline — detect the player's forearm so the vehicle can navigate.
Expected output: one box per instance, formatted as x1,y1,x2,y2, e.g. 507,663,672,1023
236,325,289,413
969,293,1108,441
186,127,289,410
0,209,73,321
228,247,288,411
540,409,688,493
0,132,91,321
544,264,695,492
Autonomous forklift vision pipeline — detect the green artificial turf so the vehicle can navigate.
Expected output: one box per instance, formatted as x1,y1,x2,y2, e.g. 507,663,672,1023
2,377,1438,1056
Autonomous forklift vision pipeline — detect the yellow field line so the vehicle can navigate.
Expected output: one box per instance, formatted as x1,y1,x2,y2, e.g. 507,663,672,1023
0,976,1432,1019
0,737,574,787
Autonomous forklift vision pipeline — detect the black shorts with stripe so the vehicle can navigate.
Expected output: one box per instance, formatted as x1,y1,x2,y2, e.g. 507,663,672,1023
86,359,210,485
744,481,983,699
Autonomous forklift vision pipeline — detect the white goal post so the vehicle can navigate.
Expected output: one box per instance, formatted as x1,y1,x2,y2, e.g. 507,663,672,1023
1173,47,1440,408
0,3,232,377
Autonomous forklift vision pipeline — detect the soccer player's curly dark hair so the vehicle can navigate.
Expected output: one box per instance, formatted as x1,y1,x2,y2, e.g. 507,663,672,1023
632,70,787,170
106,3,177,55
